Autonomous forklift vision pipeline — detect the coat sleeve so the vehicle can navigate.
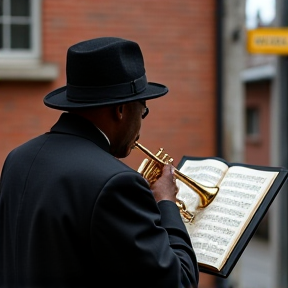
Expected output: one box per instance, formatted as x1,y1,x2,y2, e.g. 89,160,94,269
90,171,199,288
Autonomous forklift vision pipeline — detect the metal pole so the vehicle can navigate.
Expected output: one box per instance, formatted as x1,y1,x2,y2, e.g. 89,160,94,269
278,0,288,285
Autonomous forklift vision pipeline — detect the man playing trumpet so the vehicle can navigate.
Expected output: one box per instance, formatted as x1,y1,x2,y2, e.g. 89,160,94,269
0,37,199,288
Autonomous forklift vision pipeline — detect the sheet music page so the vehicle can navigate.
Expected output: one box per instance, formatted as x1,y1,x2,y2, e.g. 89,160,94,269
177,159,228,213
186,166,278,270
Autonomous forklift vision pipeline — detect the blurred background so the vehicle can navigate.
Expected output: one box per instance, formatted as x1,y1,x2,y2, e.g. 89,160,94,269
0,0,287,287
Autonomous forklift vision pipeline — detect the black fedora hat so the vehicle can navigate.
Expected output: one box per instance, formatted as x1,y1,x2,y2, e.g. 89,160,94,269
44,37,168,110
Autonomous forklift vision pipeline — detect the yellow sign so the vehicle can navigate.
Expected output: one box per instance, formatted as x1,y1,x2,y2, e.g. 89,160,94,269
247,28,288,55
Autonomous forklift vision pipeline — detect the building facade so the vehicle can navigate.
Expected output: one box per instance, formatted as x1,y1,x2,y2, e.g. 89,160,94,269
223,0,288,287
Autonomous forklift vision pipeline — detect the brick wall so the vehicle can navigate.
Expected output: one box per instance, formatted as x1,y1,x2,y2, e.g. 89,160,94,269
0,0,217,170
0,1,217,286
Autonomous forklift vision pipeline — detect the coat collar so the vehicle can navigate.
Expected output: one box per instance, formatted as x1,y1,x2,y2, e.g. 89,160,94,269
49,112,110,153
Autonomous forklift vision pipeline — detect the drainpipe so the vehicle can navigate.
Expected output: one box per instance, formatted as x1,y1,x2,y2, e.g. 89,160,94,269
216,0,224,158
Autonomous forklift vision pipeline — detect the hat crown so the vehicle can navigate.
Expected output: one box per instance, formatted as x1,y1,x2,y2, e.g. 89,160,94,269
43,37,168,110
66,37,145,87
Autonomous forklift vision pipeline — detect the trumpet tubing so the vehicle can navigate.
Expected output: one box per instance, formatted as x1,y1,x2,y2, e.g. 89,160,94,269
134,142,219,211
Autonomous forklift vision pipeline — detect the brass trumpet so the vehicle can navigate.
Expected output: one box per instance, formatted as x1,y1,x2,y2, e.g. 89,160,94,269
134,142,219,217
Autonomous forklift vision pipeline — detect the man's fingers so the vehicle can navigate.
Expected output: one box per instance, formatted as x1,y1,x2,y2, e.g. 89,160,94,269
162,164,174,176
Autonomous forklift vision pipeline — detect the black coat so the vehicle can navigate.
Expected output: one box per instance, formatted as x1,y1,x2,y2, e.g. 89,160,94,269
0,113,199,288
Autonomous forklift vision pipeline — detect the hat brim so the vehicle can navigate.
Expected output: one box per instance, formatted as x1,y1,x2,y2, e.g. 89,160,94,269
43,82,168,110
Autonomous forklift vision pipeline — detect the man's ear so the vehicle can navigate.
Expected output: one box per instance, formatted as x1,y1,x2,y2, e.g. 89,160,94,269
115,104,123,120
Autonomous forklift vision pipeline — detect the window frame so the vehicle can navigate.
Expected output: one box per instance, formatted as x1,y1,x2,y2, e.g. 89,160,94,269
0,0,41,60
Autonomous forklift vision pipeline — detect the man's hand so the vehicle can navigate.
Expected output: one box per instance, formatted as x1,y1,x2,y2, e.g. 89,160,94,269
150,164,179,203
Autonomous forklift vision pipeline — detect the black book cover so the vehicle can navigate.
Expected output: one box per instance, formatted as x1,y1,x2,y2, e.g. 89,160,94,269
177,156,288,278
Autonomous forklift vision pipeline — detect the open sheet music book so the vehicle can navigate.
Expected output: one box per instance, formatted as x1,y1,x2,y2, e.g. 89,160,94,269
176,156,288,278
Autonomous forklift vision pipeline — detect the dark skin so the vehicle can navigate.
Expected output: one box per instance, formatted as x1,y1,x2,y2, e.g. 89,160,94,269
71,101,178,203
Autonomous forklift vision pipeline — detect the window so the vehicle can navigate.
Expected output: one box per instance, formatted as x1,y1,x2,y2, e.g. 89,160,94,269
0,0,40,59
0,0,58,81
246,107,260,137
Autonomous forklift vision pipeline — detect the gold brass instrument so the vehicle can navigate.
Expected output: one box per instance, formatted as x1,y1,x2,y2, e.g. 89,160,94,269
134,142,219,222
